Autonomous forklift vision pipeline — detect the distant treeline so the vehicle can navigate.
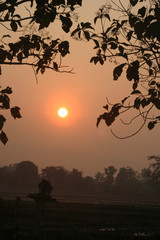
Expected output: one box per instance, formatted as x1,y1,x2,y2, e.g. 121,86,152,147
0,155,160,196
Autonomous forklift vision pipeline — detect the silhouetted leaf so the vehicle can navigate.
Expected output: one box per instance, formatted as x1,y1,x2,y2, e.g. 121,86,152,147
150,80,156,85
53,62,58,71
2,34,11,39
130,0,138,6
105,14,111,21
129,15,139,27
152,98,160,110
122,96,129,104
109,42,117,49
131,90,141,94
0,115,6,130
10,106,22,119
60,15,72,33
138,7,146,17
84,31,90,41
0,94,10,109
71,27,80,37
126,60,139,81
148,121,156,130
103,104,109,110
113,63,126,80
17,52,23,62
132,82,138,90
101,43,107,52
10,21,17,32
4,12,9,20
1,87,12,94
0,131,8,145
58,41,69,57
134,98,141,110
149,69,154,76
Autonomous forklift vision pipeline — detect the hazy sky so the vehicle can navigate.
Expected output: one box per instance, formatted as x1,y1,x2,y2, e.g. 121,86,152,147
1,0,159,176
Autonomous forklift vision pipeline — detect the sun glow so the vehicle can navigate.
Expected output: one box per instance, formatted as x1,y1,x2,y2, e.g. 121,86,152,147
58,107,68,118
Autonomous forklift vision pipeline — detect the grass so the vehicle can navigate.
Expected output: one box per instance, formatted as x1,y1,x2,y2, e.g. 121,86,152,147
1,199,160,239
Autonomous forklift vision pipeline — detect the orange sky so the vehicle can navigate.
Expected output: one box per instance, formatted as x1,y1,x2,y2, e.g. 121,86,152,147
0,0,159,176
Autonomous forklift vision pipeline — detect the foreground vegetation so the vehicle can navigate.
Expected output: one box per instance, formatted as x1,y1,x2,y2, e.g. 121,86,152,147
0,199,160,240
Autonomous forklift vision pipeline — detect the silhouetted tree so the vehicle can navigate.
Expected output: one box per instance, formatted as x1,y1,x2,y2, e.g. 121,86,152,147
90,0,160,138
0,0,82,144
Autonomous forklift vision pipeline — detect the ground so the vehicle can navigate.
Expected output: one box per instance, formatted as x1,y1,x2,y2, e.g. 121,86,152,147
0,197,160,239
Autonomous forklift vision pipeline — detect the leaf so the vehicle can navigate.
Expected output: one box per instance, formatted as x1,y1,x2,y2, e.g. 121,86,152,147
148,121,156,130
0,115,6,130
134,98,141,110
101,43,107,52
109,42,117,49
132,82,138,90
119,45,124,54
96,115,102,127
127,31,133,41
10,21,17,32
94,16,99,24
138,7,146,18
4,12,9,21
58,41,70,57
2,34,11,39
10,106,22,119
0,94,10,109
103,104,109,110
131,90,141,94
113,63,126,80
130,0,138,6
104,14,111,21
60,15,72,33
126,60,139,81
0,131,8,145
83,31,90,41
17,52,23,63
71,27,80,37
122,96,129,104
53,62,58,71
92,39,99,48
1,87,12,94
150,80,156,85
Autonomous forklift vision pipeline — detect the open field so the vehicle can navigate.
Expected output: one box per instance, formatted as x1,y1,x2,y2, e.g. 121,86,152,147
1,197,160,240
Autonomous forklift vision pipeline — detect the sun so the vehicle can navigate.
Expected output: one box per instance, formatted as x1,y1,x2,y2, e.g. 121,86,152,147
58,107,68,118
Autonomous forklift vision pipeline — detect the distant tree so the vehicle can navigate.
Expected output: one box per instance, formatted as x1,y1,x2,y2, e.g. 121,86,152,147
41,166,69,193
148,155,160,191
82,176,95,192
14,161,39,192
115,166,139,193
104,166,117,190
68,168,83,191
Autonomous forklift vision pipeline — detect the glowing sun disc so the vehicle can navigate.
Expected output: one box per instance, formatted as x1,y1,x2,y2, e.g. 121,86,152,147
58,107,68,118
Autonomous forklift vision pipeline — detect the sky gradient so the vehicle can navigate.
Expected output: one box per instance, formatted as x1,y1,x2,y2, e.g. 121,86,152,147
1,0,159,176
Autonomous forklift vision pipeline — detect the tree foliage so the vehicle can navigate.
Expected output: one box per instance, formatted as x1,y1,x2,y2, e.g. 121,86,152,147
0,0,82,144
72,0,160,138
